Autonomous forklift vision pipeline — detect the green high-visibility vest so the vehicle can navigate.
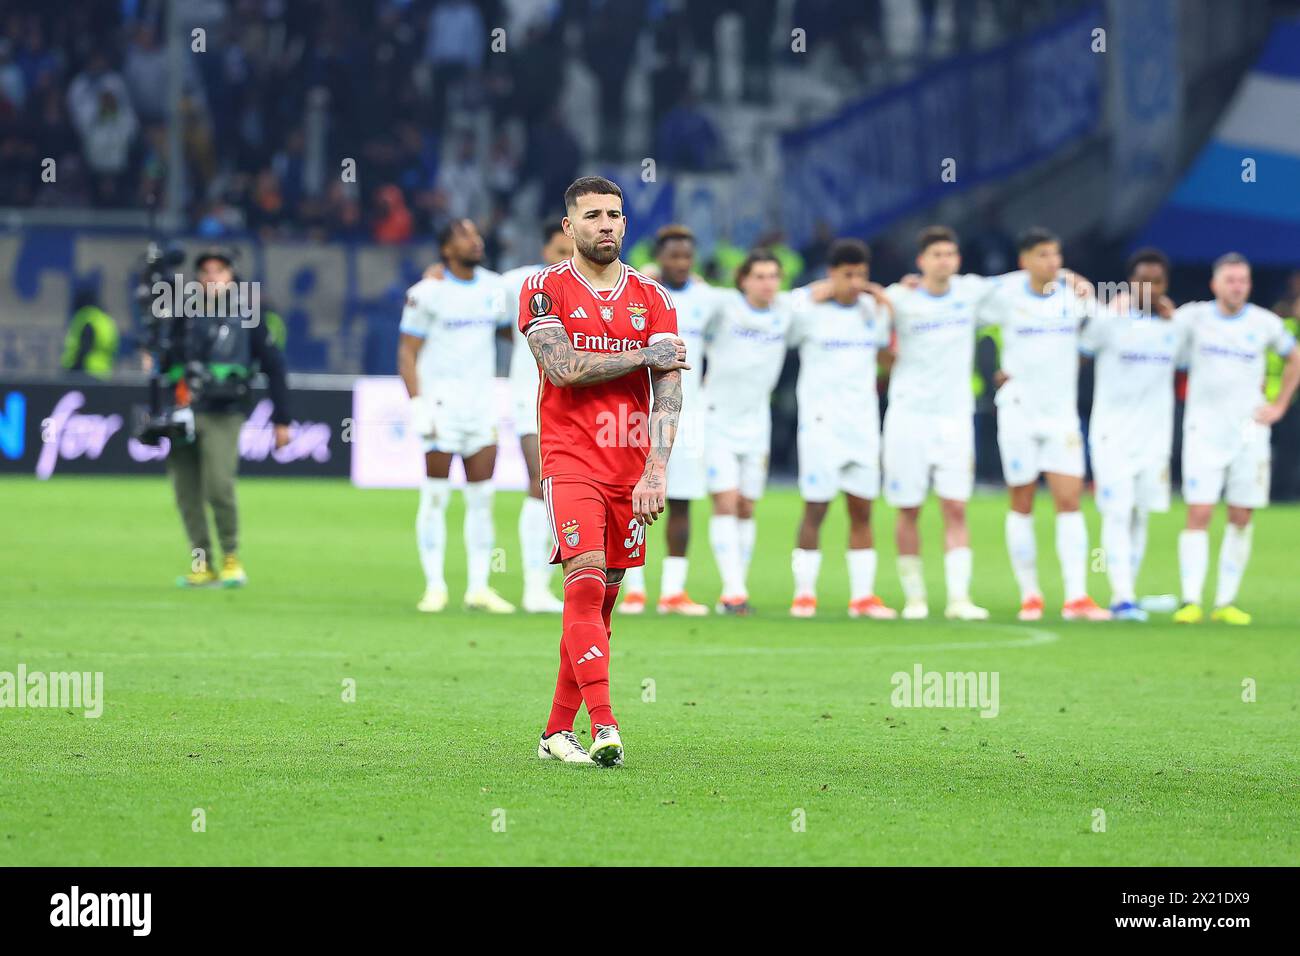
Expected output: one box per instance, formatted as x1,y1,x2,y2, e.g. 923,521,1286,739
61,306,119,379
1266,316,1299,403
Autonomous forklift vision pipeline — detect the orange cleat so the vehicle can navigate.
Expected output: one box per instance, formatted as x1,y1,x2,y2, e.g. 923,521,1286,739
619,591,646,615
1018,593,1044,622
790,593,817,618
656,591,709,616
1062,595,1112,621
848,595,898,619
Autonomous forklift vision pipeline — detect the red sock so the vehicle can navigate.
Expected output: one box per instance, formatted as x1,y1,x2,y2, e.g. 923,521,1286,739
602,579,621,641
561,566,615,733
544,639,582,736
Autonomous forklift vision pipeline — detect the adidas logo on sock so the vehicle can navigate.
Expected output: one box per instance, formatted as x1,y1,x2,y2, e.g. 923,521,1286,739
576,644,604,664
569,307,590,319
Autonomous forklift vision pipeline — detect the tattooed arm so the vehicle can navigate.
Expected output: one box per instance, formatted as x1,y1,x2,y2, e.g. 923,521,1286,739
527,326,689,387
632,368,683,524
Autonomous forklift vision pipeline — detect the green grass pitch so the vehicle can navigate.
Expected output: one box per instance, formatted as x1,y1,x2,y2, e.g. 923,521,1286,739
1,476,1296,866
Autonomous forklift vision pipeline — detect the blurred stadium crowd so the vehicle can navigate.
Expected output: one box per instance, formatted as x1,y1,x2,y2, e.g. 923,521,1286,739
1,0,1083,253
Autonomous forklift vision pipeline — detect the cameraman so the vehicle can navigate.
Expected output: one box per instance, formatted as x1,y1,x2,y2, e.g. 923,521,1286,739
165,247,291,587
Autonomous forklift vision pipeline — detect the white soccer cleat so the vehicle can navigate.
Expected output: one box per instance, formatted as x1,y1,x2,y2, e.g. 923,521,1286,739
618,591,646,615
902,599,930,620
945,599,990,621
522,587,565,614
464,587,516,614
589,723,624,767
538,730,595,764
417,587,448,613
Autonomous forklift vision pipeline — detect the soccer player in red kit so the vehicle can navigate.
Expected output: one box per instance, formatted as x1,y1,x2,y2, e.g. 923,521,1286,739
521,176,688,767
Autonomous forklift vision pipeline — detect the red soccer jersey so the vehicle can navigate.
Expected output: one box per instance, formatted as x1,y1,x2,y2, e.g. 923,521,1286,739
519,259,679,485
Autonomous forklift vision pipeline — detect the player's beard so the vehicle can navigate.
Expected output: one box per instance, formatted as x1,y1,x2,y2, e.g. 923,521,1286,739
576,233,622,266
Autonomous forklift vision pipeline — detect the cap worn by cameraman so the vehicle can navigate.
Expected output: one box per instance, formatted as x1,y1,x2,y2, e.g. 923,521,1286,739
194,246,236,270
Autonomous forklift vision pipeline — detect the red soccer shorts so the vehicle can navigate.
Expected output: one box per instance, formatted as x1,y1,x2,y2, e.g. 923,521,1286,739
541,475,645,568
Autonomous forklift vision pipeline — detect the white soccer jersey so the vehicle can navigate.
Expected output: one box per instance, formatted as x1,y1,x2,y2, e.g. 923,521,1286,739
662,277,719,400
788,288,890,436
701,289,795,448
503,263,544,391
1081,308,1188,471
978,272,1093,420
884,274,1000,418
400,268,508,408
1177,300,1297,462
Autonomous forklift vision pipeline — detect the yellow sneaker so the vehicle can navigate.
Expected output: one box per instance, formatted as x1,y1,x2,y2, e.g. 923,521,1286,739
219,553,248,588
1172,602,1203,624
177,561,218,588
1211,605,1252,626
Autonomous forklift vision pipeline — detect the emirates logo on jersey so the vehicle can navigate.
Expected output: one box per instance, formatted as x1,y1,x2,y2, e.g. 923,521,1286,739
599,305,614,322
561,519,580,547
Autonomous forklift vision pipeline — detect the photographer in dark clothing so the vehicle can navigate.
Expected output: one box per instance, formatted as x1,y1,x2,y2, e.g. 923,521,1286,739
163,247,291,587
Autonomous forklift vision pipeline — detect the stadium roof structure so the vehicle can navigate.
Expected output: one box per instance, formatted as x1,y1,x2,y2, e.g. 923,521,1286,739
1136,18,1300,265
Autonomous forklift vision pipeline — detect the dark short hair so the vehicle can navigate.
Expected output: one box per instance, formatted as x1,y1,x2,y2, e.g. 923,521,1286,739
735,248,781,287
1213,251,1250,274
437,218,469,252
827,238,870,268
1018,227,1060,253
1126,247,1170,280
654,224,695,252
541,220,565,244
564,175,623,212
918,225,958,253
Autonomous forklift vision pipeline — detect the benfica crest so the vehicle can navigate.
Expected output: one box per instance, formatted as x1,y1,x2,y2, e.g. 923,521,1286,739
561,519,580,547
628,304,648,331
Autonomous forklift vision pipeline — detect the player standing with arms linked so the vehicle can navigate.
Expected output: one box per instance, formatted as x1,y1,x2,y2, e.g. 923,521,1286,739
977,228,1110,621
399,219,515,615
500,223,574,612
879,227,1000,620
620,225,719,616
522,177,687,766
1172,253,1300,625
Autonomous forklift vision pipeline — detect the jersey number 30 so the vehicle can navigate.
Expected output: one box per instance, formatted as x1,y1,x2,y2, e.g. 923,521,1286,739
623,519,646,558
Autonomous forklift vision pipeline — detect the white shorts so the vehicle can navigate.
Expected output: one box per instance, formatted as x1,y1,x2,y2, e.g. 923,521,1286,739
423,404,497,458
1093,455,1171,516
667,444,707,500
510,375,538,438
797,424,880,503
1182,423,1271,509
997,407,1085,487
707,445,768,500
882,409,973,507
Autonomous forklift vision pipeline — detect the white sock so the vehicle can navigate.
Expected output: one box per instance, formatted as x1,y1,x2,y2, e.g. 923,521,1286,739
1214,523,1253,608
416,477,450,591
846,548,878,601
738,518,757,579
1101,510,1134,605
661,555,688,597
897,554,926,603
1179,529,1209,604
1056,510,1088,602
791,548,822,598
462,480,494,593
944,546,972,604
520,495,553,594
1130,508,1148,582
622,565,646,594
1004,511,1040,600
710,514,746,597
